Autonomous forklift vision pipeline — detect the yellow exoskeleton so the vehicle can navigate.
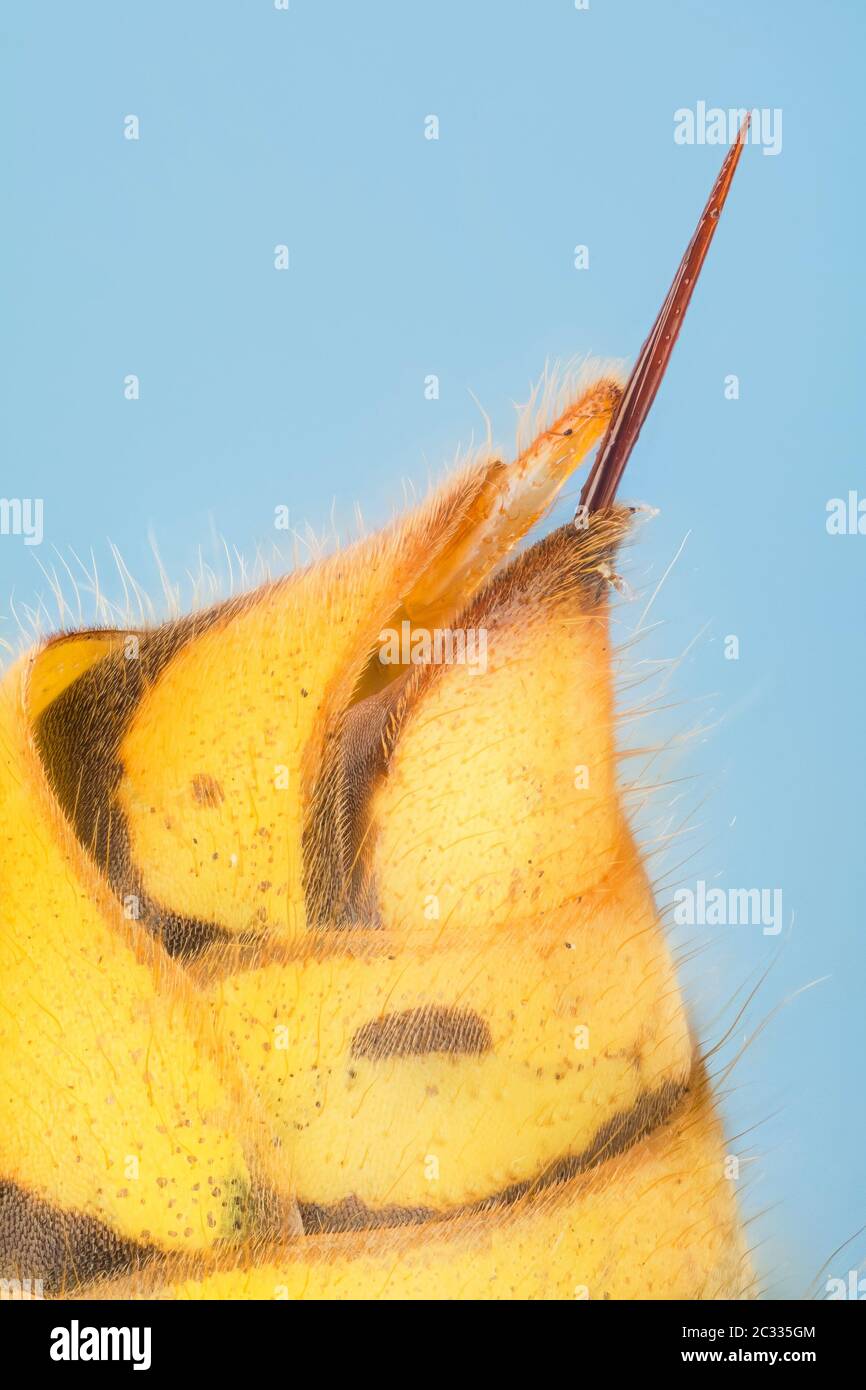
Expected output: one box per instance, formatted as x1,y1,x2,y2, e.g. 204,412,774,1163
0,130,755,1300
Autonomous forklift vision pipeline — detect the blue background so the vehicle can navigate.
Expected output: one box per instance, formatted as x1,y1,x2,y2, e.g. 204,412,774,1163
2,0,863,1298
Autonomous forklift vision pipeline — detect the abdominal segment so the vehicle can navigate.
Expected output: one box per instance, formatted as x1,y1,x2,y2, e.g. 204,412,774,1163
1,377,752,1298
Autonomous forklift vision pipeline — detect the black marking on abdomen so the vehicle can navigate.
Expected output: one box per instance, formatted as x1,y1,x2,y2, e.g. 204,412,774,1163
32,615,250,962
297,1077,688,1235
302,679,407,930
299,1194,435,1235
0,1179,159,1295
350,1005,493,1060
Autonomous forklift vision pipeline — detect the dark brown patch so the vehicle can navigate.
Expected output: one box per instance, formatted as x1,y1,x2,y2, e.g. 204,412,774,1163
351,1006,493,1061
0,1179,159,1295
302,678,407,930
299,1194,434,1235
191,773,224,808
